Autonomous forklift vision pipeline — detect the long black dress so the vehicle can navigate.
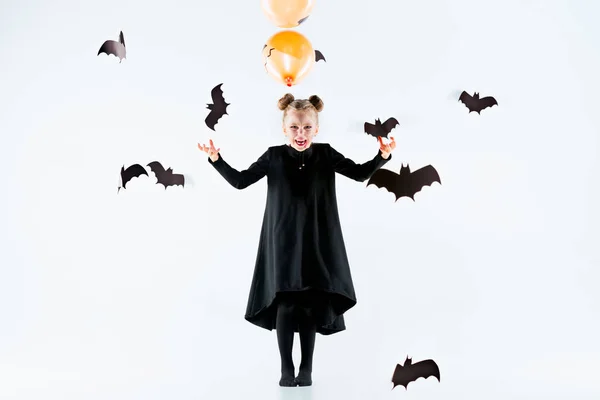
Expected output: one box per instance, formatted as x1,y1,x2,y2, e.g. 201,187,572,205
208,143,391,335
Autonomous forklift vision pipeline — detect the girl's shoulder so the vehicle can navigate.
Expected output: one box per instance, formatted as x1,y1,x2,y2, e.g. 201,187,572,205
313,142,332,152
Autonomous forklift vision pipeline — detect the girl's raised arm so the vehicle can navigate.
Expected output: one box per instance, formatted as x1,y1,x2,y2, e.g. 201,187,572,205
199,141,270,189
329,143,391,182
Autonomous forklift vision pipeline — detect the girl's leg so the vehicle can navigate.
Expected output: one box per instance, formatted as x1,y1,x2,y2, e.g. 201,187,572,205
296,305,317,386
276,299,297,386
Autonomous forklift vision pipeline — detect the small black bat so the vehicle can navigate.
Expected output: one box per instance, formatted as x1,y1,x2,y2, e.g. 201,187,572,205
315,50,326,62
458,91,498,114
118,163,147,193
205,83,229,131
298,15,310,25
364,117,399,139
147,161,185,189
392,356,440,390
367,164,440,201
98,31,126,62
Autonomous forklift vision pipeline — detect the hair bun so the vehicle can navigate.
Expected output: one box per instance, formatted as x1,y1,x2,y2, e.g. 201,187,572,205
277,93,295,110
308,95,324,112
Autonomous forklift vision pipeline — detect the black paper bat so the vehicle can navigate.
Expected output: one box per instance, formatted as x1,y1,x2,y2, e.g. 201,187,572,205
298,16,309,25
391,356,440,390
98,31,126,62
205,83,229,131
367,164,440,201
458,91,498,114
364,117,399,139
147,161,185,189
315,50,326,62
118,163,147,193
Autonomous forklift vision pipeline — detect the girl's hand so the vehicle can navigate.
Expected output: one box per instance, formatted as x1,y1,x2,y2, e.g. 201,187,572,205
198,139,220,162
378,136,396,159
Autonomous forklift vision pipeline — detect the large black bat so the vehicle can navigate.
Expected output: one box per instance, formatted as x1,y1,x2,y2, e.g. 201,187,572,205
367,164,440,201
364,117,399,140
315,50,326,62
458,91,498,114
391,356,440,390
98,31,126,62
147,161,185,189
118,163,147,193
205,83,230,131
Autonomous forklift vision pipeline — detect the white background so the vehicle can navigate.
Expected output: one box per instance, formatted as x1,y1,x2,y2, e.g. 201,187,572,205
1,0,599,399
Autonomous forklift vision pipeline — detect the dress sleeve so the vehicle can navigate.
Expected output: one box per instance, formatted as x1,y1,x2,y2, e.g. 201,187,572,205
329,144,392,182
208,148,270,189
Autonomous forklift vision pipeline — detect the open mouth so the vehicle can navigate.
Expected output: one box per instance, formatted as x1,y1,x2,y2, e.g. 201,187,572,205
295,139,307,147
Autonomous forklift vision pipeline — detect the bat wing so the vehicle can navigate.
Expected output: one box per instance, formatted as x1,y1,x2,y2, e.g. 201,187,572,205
157,173,185,189
479,96,498,110
381,117,399,135
367,169,410,201
364,122,377,136
315,50,326,62
147,161,167,183
98,40,126,60
391,364,412,389
211,83,229,110
458,90,475,110
364,121,386,138
205,110,221,131
170,173,185,188
98,40,115,55
121,164,147,188
407,165,441,198
410,359,441,382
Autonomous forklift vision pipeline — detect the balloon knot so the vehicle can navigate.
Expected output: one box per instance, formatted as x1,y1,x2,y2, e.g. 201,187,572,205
285,77,293,86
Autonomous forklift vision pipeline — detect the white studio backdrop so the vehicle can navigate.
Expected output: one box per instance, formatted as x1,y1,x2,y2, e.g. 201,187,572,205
1,0,599,399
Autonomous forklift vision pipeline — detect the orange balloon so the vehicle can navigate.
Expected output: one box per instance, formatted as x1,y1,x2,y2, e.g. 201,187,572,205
260,0,315,28
262,30,315,87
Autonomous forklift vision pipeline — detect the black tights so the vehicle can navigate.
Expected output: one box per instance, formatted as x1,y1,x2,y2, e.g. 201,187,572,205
276,298,317,387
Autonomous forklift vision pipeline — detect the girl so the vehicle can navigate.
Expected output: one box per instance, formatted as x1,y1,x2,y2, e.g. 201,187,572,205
198,93,396,387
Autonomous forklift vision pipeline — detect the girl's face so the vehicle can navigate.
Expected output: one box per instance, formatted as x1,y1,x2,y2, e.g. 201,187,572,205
283,109,319,151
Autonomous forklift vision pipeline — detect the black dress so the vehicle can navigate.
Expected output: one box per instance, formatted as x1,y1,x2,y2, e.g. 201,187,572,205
208,143,391,335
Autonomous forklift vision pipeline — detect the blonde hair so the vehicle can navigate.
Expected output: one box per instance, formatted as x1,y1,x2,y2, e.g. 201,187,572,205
277,93,324,123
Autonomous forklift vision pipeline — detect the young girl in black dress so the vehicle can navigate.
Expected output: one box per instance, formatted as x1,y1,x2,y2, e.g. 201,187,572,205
198,93,396,387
